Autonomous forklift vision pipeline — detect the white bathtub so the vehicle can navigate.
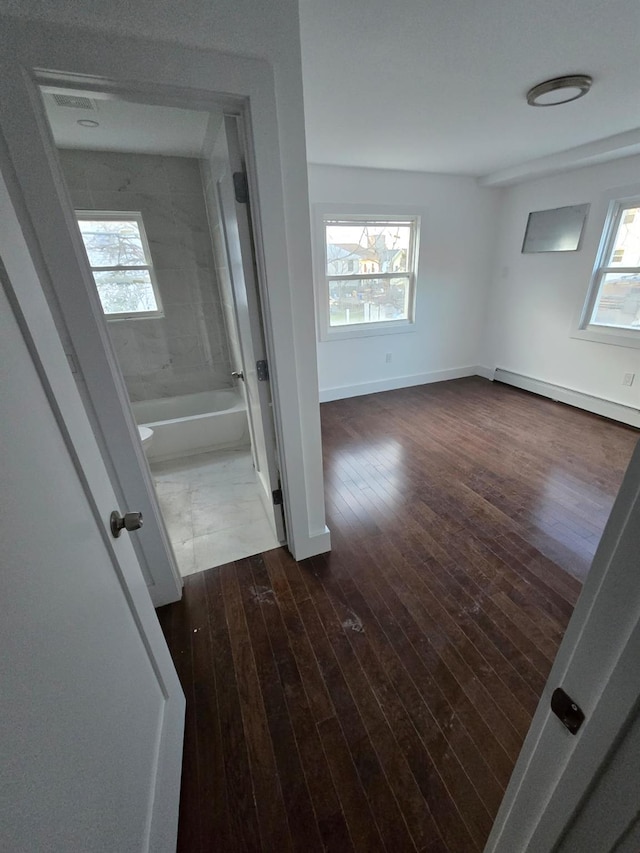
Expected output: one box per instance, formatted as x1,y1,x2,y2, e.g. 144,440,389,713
131,389,249,461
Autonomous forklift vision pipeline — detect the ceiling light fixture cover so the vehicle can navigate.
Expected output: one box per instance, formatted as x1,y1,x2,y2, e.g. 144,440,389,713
526,75,592,107
77,119,100,128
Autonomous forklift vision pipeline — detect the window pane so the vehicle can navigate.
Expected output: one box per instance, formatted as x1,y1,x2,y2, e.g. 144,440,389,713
591,272,640,328
93,269,158,315
607,207,640,267
79,219,147,268
329,277,409,326
325,222,412,275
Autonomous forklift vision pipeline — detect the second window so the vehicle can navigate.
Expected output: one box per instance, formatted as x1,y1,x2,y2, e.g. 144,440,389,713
321,215,419,335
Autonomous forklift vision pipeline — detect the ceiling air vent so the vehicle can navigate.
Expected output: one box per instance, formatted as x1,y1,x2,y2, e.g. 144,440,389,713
52,93,95,110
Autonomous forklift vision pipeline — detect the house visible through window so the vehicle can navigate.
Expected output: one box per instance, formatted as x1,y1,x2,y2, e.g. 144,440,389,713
76,211,162,319
582,200,640,331
322,215,419,333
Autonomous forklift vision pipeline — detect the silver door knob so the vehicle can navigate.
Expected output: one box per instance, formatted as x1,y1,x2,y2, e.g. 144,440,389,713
110,510,144,538
232,370,245,381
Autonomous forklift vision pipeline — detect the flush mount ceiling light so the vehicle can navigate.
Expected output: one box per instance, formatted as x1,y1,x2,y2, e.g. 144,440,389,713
526,75,592,107
77,119,100,128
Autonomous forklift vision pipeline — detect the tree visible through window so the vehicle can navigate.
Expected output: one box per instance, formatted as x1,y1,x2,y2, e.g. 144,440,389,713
323,216,418,330
76,212,162,318
585,201,640,330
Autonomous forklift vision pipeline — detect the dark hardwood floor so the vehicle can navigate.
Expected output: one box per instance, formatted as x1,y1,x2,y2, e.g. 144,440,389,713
157,377,638,852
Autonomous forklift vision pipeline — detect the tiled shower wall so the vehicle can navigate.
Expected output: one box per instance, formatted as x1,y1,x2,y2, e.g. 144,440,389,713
58,149,232,402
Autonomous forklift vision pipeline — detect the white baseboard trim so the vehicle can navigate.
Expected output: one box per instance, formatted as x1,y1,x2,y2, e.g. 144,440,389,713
475,364,495,381
319,365,487,403
289,526,332,561
494,368,640,429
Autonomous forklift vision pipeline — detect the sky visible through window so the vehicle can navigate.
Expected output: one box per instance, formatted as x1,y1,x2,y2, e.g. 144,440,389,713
325,223,411,252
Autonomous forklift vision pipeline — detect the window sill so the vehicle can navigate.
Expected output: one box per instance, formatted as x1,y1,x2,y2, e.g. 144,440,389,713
320,320,417,342
106,312,164,322
570,325,640,350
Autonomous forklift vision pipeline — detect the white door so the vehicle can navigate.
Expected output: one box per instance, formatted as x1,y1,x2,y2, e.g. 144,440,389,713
210,114,286,542
0,176,185,852
486,438,640,852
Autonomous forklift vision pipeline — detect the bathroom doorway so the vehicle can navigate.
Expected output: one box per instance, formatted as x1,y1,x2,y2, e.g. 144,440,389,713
41,90,285,576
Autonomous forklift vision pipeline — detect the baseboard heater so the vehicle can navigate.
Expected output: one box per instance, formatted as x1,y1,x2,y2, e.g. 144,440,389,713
493,368,640,430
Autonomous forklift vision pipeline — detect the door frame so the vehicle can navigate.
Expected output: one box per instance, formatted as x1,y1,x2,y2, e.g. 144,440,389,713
208,112,287,542
0,17,329,601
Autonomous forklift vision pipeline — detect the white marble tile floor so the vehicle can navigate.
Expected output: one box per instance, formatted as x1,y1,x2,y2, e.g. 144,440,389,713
151,447,280,577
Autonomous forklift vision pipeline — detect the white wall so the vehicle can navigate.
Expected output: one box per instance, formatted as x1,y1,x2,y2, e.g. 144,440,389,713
482,155,640,410
308,164,502,400
0,0,330,558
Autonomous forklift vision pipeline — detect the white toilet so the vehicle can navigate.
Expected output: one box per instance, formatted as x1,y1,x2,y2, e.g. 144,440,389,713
137,425,154,456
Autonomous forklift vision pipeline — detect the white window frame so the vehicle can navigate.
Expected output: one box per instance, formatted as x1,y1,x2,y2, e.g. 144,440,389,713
573,190,640,350
313,205,420,341
76,210,163,321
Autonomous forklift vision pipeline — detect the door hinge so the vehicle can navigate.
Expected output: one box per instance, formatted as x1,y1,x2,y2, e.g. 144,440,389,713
256,359,269,381
272,488,283,506
233,171,249,204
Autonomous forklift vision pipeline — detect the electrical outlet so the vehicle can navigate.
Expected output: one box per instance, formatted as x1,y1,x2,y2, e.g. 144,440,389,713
385,352,392,364
623,373,635,387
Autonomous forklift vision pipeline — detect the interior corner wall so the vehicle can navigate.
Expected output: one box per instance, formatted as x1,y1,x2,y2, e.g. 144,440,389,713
482,155,640,410
307,164,502,400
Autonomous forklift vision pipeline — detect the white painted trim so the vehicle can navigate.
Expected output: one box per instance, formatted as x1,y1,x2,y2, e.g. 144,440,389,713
571,325,640,350
479,129,640,188
494,368,640,428
475,364,495,380
319,365,485,402
312,203,422,343
569,183,640,351
288,526,331,561
318,321,419,342
319,359,637,433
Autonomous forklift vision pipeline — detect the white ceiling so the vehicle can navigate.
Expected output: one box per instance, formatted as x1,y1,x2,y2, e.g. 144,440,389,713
299,0,640,178
42,92,214,158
